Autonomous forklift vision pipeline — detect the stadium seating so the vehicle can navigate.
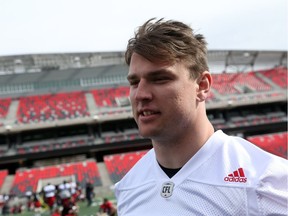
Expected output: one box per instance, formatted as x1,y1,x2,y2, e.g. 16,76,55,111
10,160,101,196
17,91,90,124
0,145,8,156
247,132,287,159
8,69,285,125
101,131,141,144
104,150,148,183
90,86,129,107
0,169,8,190
260,67,287,88
212,72,272,95
0,97,11,118
16,138,91,155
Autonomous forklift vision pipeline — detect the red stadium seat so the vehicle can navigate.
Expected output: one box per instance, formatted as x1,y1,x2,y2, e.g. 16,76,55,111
10,160,101,196
260,67,287,89
17,91,90,124
90,86,130,108
247,132,287,159
0,97,11,118
0,170,8,191
212,72,272,95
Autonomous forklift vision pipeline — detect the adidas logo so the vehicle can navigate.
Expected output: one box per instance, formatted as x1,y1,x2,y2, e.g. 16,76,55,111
224,167,247,183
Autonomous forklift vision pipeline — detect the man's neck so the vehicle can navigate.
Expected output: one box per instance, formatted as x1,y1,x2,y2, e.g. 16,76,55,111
158,162,182,178
153,121,214,169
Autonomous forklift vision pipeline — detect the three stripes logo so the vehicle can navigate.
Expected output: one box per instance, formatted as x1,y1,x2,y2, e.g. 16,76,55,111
224,167,247,183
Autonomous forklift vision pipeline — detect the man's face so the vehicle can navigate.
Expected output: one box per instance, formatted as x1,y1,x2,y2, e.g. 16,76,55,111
127,53,200,142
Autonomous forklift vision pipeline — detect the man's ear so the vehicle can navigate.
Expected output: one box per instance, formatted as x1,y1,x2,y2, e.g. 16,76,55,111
196,71,212,102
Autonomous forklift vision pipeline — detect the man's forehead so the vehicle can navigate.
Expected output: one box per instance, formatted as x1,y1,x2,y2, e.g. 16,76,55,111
130,52,173,66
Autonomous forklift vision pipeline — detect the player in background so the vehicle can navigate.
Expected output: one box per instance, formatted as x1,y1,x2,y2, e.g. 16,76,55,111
98,198,117,216
58,180,72,206
114,18,288,215
43,182,56,213
85,181,94,207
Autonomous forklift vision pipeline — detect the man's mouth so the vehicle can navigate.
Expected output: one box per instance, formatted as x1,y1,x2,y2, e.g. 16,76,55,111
142,111,157,116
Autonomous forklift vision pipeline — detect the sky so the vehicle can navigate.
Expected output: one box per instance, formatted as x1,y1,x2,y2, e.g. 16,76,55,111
0,0,287,56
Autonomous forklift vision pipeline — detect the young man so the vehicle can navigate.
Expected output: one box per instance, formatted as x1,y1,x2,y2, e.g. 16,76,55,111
114,18,288,215
43,183,56,212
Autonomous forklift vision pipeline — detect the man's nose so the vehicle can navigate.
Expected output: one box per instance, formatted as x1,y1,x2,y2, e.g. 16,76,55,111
134,80,152,101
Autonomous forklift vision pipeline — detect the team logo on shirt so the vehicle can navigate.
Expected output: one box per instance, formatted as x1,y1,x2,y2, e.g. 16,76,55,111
224,167,247,183
161,181,174,198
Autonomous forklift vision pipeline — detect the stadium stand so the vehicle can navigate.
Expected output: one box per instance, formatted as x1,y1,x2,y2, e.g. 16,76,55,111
260,66,288,88
101,129,140,144
16,91,90,124
0,97,11,118
104,150,148,183
0,145,9,156
10,160,101,196
16,137,92,155
0,68,285,127
90,86,129,107
247,132,287,159
212,72,272,95
0,169,8,190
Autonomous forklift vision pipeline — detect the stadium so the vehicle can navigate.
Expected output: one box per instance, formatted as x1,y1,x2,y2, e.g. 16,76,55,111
0,50,287,215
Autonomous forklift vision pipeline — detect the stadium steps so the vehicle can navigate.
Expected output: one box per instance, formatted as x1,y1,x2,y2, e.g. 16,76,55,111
85,92,98,115
255,72,282,90
97,162,113,186
5,99,19,123
0,175,14,194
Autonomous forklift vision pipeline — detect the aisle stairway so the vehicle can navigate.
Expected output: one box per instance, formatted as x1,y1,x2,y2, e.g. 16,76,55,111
0,175,14,194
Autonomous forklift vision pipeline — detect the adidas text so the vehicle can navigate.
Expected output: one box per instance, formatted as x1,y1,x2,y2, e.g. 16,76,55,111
224,176,247,183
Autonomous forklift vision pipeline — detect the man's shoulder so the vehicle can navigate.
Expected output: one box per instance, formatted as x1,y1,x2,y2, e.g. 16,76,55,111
223,134,288,213
224,132,287,164
189,131,288,187
215,130,286,162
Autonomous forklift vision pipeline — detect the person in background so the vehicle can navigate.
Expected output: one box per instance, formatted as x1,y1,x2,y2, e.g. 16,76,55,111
98,198,116,216
61,196,78,216
85,181,94,207
69,181,79,203
32,192,43,216
114,18,288,215
51,207,61,216
58,180,72,211
25,190,33,211
43,182,56,212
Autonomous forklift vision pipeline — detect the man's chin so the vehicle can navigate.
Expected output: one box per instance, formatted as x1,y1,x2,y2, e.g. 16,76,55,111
139,129,159,139
138,129,152,138
139,132,150,139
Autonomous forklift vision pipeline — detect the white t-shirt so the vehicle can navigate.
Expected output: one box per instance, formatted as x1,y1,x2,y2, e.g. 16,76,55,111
43,184,56,198
115,130,288,216
70,181,77,194
58,182,72,199
58,182,71,191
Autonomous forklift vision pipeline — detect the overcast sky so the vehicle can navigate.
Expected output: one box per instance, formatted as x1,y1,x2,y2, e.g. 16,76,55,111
0,0,287,56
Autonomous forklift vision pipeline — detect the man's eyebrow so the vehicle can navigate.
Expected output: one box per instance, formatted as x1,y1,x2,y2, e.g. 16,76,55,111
127,69,174,80
148,69,173,76
127,74,137,81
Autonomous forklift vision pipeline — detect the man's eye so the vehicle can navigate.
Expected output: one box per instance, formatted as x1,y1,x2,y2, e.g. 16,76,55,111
154,77,170,83
129,80,139,86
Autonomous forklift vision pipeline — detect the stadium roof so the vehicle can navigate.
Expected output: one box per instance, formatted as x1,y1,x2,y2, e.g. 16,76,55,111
0,50,286,76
